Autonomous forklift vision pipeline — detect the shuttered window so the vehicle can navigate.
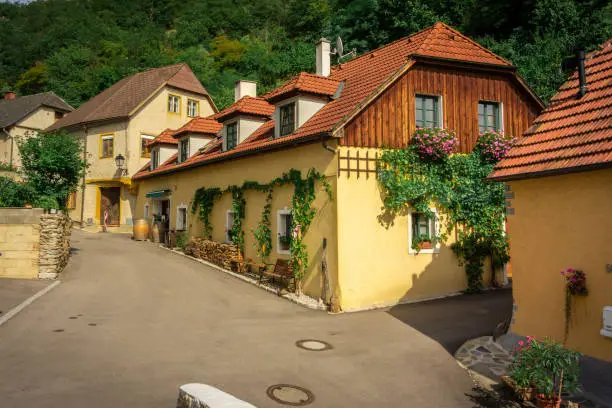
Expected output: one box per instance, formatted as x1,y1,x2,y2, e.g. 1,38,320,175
415,95,440,128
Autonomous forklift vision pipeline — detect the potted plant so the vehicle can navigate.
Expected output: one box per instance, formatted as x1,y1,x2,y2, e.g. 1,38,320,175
561,268,588,340
412,234,433,251
505,336,537,401
278,233,291,251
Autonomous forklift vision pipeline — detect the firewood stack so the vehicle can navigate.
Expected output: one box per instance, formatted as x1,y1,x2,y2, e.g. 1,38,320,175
184,238,241,270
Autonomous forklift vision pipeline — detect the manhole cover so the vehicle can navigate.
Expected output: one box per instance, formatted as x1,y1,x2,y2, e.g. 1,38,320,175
295,339,333,351
266,384,314,406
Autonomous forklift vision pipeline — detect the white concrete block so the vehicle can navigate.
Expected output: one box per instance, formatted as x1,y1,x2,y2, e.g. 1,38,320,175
177,384,257,408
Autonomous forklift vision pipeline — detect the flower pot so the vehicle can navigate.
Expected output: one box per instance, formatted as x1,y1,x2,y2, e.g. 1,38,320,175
280,243,290,251
418,241,432,250
501,376,535,402
535,395,561,408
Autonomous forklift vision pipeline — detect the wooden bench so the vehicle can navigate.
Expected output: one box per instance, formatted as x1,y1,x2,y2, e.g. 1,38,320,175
259,259,294,290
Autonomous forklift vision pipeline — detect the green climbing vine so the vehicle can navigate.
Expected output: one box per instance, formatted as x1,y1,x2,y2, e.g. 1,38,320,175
377,129,514,293
191,168,332,293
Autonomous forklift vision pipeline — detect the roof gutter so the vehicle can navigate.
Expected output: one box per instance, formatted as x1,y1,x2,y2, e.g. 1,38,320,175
485,161,612,183
134,132,329,181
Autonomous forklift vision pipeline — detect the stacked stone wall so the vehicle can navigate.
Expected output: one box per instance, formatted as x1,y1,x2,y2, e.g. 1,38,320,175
38,213,72,279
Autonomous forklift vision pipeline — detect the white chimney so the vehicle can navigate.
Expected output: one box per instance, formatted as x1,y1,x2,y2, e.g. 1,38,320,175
234,80,257,102
316,38,331,77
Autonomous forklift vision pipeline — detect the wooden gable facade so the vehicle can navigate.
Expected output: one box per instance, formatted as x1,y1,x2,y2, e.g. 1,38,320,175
341,62,543,152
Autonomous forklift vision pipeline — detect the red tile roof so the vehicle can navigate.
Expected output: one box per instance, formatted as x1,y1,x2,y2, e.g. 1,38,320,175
148,128,178,146
212,96,274,122
488,40,612,181
173,117,222,138
48,64,214,131
263,72,342,102
134,22,535,181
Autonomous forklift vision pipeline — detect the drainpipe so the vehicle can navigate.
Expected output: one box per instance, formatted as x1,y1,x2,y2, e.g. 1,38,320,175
2,127,14,167
321,134,337,153
79,125,88,228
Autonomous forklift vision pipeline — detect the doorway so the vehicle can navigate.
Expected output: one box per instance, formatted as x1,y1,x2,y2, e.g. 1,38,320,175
100,187,121,225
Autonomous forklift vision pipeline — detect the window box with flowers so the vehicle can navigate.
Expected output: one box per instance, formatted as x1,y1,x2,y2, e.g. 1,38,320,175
278,234,291,251
560,268,588,341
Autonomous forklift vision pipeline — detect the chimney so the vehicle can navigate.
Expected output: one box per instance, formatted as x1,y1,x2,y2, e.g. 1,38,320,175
316,38,331,77
3,91,16,100
578,50,588,98
234,80,257,102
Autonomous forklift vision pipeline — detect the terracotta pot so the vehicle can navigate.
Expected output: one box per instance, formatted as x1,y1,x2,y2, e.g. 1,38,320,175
536,395,561,408
418,241,432,250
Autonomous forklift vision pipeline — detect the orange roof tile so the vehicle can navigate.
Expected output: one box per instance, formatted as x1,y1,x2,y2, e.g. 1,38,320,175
148,128,178,146
488,40,612,181
263,72,342,102
134,22,534,181
173,117,222,138
212,96,274,122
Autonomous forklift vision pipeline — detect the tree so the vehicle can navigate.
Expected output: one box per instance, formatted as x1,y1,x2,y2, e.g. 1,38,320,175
17,131,87,209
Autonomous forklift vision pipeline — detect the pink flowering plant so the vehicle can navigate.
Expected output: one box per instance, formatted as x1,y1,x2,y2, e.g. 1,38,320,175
474,130,517,163
560,268,588,295
411,127,459,161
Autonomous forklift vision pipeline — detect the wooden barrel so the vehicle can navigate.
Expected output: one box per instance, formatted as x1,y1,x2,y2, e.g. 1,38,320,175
133,219,149,241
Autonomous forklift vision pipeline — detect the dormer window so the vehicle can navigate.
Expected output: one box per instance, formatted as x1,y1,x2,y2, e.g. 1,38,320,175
151,149,160,170
279,102,296,136
178,138,189,163
226,122,238,150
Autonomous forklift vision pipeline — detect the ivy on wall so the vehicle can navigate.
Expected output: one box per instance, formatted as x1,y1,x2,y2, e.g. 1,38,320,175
191,168,331,294
377,130,514,292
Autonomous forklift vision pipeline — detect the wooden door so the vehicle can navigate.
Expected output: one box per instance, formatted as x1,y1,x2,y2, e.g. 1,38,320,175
100,187,120,225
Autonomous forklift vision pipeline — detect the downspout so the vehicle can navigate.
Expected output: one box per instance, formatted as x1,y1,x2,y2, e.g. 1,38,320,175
321,134,337,153
79,125,88,228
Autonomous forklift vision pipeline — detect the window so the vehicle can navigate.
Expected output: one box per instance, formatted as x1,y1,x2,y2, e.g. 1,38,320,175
409,210,439,254
478,101,501,132
279,102,296,136
415,95,441,128
176,205,187,231
226,122,238,150
151,149,160,170
187,99,199,117
226,210,236,242
54,111,63,121
168,94,181,114
100,134,114,158
141,134,154,158
277,209,293,254
178,138,189,163
144,204,150,219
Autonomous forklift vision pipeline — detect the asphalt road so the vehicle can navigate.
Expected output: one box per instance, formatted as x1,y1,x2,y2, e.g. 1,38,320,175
0,230,511,407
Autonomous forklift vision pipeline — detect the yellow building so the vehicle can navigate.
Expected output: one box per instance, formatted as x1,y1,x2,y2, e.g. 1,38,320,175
0,91,73,168
133,23,542,311
47,64,217,230
488,42,612,361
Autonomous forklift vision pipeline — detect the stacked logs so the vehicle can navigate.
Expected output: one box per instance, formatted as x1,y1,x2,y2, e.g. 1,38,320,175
38,213,72,279
184,238,241,270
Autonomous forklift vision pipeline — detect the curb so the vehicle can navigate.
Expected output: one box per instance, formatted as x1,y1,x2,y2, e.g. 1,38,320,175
0,280,60,327
159,245,326,311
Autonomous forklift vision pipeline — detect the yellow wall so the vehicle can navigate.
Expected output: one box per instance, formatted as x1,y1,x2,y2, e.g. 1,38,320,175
68,86,215,227
133,142,338,300
507,168,612,361
0,106,60,168
335,146,504,311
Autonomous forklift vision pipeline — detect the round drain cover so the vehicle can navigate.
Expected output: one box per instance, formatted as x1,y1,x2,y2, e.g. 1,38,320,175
266,384,314,406
295,339,333,351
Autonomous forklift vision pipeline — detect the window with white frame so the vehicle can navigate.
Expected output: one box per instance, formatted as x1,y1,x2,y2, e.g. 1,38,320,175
151,148,160,170
415,94,442,128
144,203,150,219
168,94,181,114
277,209,292,254
409,210,439,253
141,134,155,158
176,205,188,231
178,138,189,163
187,99,199,117
478,101,501,132
226,210,236,242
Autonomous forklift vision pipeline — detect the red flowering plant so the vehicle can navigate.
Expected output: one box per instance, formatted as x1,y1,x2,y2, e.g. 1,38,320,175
411,127,459,161
560,268,588,295
474,130,517,163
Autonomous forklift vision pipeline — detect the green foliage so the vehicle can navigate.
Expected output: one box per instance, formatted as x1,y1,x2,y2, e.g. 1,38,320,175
17,131,87,209
509,337,581,396
0,177,37,207
1,0,609,109
191,168,331,291
378,132,509,292
0,162,16,172
175,231,188,249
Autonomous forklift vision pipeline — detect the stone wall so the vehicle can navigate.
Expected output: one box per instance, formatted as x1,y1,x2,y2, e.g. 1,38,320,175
184,238,241,270
0,208,71,279
38,213,72,279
